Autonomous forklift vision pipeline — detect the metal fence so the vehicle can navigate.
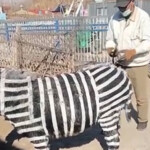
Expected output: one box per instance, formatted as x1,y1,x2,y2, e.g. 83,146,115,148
0,16,111,64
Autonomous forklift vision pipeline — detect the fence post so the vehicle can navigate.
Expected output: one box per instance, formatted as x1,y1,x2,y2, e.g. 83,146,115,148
12,26,22,69
4,23,10,41
55,19,59,32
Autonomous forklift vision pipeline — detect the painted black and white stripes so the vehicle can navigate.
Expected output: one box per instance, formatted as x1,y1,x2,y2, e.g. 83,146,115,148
0,64,133,150
90,65,132,149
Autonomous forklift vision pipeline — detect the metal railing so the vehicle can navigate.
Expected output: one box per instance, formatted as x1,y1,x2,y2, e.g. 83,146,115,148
0,16,111,63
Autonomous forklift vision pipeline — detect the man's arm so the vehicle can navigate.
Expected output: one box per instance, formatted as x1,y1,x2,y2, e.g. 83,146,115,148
135,13,150,54
118,13,150,61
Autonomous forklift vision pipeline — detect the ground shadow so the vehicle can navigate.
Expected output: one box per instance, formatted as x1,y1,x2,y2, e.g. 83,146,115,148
0,141,19,150
50,124,107,150
0,127,21,150
1,124,107,150
131,104,138,124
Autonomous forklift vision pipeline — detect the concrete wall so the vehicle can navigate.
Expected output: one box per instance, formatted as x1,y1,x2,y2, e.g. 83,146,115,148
88,2,117,20
142,0,150,15
88,0,150,20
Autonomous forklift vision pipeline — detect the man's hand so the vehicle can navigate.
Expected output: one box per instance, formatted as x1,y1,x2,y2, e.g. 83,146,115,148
107,48,117,57
120,49,136,61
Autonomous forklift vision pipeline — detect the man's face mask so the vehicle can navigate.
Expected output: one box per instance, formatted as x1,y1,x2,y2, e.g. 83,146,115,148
121,8,132,17
118,1,133,17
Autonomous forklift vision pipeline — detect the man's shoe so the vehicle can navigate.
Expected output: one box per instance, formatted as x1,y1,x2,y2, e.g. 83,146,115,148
137,122,148,131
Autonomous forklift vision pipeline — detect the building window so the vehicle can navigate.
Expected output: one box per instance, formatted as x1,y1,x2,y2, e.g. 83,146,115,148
96,7,107,16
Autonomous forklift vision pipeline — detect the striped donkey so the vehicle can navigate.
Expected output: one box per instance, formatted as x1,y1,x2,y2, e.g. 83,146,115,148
0,63,133,150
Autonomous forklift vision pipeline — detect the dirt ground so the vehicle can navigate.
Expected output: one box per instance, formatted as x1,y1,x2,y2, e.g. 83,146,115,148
0,79,150,150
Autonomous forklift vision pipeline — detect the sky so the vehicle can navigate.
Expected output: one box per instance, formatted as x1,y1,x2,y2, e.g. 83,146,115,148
0,0,32,5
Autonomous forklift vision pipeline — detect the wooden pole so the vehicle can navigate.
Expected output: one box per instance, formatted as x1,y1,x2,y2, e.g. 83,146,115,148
12,26,22,69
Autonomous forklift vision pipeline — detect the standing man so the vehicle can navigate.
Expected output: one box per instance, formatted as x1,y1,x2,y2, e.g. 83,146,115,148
106,0,150,130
